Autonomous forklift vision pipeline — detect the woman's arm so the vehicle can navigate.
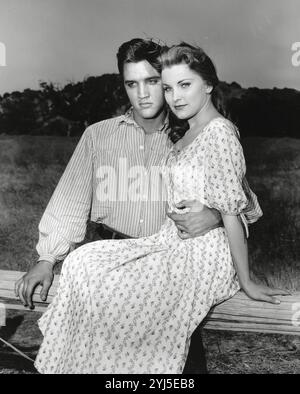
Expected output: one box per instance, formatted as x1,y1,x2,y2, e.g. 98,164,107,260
222,213,289,304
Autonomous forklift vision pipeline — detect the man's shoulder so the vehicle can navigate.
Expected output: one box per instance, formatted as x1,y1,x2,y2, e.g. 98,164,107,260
86,115,125,137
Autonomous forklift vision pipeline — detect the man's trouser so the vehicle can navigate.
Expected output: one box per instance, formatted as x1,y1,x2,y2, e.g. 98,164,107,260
89,222,208,374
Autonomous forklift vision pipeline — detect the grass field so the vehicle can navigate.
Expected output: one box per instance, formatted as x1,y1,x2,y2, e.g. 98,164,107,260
0,134,299,374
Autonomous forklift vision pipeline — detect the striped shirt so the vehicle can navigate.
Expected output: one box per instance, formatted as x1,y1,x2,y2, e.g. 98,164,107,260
36,111,260,265
37,110,173,264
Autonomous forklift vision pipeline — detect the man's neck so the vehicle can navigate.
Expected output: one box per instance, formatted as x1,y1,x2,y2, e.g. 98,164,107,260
133,109,167,135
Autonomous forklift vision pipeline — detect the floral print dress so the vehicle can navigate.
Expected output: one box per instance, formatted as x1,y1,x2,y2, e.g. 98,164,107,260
34,117,262,374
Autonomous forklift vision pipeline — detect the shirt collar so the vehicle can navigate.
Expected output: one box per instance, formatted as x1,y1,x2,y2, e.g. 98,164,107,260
118,107,169,134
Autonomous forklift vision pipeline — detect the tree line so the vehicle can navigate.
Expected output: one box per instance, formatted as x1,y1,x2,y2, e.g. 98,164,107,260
0,74,299,138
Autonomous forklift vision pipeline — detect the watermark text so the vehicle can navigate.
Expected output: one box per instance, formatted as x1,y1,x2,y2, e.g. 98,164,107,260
95,160,199,203
292,302,300,327
0,42,6,67
291,42,300,67
0,303,6,326
96,161,170,202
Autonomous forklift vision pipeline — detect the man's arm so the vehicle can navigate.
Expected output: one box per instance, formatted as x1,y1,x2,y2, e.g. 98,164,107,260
167,199,222,239
37,127,94,263
15,127,94,308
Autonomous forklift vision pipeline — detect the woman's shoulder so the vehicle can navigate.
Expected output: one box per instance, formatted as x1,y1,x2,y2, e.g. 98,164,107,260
204,117,240,143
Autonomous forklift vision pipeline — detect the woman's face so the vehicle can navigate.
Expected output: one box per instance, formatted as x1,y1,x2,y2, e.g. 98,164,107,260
161,63,212,120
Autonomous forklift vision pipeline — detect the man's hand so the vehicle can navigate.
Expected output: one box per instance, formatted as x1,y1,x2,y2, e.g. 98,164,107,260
14,261,54,309
167,199,222,239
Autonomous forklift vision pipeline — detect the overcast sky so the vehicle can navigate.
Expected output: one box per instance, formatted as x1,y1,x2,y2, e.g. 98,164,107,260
0,0,299,94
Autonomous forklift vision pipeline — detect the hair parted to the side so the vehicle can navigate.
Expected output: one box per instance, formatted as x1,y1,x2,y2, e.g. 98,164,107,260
117,38,163,78
161,42,220,143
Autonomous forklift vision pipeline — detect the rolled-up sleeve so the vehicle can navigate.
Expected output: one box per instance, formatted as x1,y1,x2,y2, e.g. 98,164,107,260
36,127,94,264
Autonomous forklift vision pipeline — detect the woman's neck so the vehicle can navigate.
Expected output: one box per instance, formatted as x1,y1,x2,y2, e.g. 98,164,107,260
187,98,220,131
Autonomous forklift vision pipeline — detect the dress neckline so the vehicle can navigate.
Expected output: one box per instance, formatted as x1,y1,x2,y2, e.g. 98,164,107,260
172,116,226,156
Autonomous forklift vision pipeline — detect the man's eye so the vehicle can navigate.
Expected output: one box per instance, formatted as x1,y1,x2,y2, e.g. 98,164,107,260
126,82,136,88
148,79,159,85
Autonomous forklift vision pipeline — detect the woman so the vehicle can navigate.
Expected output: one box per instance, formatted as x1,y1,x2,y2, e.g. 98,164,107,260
34,43,287,374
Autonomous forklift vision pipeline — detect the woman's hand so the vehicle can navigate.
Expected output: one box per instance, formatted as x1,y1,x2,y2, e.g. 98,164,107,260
242,280,290,304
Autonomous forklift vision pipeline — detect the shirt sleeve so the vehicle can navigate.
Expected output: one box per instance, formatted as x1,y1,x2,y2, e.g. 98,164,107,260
202,120,249,215
36,127,94,264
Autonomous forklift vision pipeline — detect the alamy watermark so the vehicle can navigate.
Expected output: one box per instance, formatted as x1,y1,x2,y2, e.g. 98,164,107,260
0,303,6,327
0,42,6,67
94,160,199,203
291,42,300,67
96,161,167,202
291,302,300,327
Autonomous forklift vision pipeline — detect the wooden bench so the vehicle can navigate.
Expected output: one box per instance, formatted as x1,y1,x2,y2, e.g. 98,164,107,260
1,269,300,335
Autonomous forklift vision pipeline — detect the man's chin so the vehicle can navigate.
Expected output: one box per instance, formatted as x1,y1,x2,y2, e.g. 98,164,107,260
135,108,161,119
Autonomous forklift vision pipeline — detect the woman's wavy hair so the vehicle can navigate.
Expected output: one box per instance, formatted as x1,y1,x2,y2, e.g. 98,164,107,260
160,43,220,143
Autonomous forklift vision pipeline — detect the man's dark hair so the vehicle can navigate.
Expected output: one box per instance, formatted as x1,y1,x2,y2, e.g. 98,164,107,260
117,38,163,78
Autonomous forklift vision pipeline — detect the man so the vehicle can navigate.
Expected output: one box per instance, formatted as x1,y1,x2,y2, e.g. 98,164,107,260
15,38,222,373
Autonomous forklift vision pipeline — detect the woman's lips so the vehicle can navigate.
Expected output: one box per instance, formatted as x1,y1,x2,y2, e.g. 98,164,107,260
174,104,187,110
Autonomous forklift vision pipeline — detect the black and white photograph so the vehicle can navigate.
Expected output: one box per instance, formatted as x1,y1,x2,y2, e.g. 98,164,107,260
0,0,299,377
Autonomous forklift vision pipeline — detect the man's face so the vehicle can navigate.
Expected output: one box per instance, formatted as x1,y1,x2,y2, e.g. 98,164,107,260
123,60,165,120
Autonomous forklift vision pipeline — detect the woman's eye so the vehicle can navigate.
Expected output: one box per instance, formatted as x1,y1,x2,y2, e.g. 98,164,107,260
163,86,171,92
181,82,191,88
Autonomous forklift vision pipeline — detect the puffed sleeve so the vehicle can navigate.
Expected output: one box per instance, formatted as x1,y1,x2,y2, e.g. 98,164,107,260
203,119,249,215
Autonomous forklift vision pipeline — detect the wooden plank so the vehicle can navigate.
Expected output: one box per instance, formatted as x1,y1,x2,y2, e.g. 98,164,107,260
202,290,300,334
1,269,300,335
0,300,49,313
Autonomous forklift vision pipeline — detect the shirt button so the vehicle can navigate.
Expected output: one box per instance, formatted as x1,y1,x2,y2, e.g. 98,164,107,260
140,219,144,223
139,145,144,150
